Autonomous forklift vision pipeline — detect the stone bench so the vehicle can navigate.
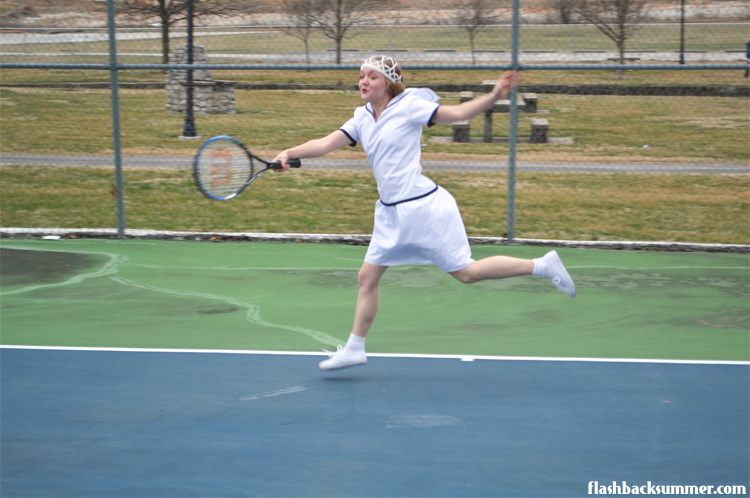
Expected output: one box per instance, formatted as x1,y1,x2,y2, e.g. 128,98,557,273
450,118,550,144
522,93,537,113
452,90,547,143
452,121,471,143
463,89,537,110
530,119,549,144
459,91,474,103
484,99,526,142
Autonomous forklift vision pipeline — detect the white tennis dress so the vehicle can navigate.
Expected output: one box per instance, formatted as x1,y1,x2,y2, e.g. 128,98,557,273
340,88,474,273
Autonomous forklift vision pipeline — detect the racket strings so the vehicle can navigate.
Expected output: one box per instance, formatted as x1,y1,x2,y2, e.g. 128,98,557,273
196,140,253,198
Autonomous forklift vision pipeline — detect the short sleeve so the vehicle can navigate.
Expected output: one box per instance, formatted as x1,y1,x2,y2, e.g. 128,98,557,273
407,91,440,127
339,109,361,147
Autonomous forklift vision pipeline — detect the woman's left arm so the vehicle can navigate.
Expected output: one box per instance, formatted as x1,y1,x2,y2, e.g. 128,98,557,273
431,71,520,125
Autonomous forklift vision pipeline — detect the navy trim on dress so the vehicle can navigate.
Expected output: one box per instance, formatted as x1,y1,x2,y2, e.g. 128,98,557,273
339,128,357,147
365,91,408,122
427,106,440,127
379,184,439,207
385,91,408,110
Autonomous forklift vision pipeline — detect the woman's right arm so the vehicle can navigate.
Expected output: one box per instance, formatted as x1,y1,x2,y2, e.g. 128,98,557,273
273,130,353,170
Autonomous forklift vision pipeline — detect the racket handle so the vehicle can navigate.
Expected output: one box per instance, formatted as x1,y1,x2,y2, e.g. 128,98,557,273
270,159,302,169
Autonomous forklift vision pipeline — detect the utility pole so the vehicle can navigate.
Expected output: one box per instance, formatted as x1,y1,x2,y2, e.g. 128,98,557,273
181,0,197,137
679,0,686,65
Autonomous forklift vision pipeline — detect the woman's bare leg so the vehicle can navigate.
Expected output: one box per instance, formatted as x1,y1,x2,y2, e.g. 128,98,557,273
319,262,387,371
352,262,389,338
449,251,576,297
449,256,534,284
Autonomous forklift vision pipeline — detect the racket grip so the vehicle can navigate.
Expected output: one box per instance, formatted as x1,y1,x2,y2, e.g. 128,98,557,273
270,159,302,169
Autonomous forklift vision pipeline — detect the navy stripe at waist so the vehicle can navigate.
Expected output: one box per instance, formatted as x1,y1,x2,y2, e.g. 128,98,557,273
379,185,439,207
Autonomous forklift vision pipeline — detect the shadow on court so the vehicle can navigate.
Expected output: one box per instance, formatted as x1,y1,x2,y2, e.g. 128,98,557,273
1,239,749,496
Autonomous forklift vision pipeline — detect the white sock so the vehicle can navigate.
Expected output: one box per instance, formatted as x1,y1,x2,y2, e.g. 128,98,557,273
344,333,366,353
532,255,554,280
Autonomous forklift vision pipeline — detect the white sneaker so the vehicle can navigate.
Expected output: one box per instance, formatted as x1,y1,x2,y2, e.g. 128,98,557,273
319,345,367,371
545,250,576,297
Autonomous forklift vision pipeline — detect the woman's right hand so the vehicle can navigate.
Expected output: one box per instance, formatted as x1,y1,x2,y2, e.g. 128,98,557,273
272,150,291,171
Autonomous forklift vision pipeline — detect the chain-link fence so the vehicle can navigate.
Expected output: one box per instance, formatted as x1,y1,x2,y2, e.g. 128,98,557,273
1,1,748,245
0,22,747,64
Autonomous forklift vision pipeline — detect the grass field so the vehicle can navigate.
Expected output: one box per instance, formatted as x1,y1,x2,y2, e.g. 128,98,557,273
0,86,747,163
1,166,748,244
2,69,747,90
2,67,748,89
1,67,747,245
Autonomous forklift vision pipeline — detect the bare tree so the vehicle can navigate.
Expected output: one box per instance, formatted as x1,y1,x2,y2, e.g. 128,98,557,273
451,0,502,65
545,0,577,24
117,1,249,65
572,0,650,71
313,0,385,64
282,0,318,66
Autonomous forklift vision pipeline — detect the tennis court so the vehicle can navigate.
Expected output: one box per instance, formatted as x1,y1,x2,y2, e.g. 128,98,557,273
1,238,748,496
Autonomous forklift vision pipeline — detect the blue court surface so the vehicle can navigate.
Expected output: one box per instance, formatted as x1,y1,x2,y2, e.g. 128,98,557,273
2,347,748,497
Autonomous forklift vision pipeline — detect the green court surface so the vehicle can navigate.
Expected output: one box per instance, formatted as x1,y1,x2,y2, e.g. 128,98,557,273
1,239,748,361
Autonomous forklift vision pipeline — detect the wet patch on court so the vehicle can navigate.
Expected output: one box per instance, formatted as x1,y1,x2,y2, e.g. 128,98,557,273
0,248,108,287
307,270,359,289
196,305,240,315
309,267,460,291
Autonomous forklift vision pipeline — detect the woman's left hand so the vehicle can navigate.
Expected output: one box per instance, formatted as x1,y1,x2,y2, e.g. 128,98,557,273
494,71,520,99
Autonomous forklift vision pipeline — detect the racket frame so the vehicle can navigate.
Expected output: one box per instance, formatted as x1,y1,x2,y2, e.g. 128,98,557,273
193,135,299,201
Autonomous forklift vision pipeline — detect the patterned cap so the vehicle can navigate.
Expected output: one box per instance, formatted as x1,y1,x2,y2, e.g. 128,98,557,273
360,55,402,83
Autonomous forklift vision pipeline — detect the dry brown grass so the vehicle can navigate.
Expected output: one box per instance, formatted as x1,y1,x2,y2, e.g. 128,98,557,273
1,166,747,244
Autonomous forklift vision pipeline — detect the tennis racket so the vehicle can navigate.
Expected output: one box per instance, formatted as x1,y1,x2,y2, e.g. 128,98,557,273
193,135,301,201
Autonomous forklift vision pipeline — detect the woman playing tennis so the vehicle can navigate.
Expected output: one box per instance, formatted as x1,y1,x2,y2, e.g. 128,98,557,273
273,56,575,371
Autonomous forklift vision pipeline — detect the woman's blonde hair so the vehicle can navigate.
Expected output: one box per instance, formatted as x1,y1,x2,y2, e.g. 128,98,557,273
386,71,406,97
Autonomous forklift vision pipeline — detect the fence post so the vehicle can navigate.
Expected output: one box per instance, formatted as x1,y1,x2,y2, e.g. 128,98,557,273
106,0,125,238
506,0,520,244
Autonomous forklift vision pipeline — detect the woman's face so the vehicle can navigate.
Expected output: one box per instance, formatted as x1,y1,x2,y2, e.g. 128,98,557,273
359,68,389,104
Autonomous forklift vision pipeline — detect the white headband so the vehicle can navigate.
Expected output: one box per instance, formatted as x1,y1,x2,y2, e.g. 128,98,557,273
360,55,402,83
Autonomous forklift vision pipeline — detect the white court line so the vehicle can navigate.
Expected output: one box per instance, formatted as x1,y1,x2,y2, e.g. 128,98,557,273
121,264,360,271
568,266,748,270
1,345,747,366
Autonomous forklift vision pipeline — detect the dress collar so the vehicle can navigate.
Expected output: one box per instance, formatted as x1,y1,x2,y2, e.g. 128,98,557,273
365,91,409,121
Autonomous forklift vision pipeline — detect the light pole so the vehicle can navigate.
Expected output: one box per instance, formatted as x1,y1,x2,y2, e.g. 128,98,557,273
181,0,197,137
679,0,686,65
